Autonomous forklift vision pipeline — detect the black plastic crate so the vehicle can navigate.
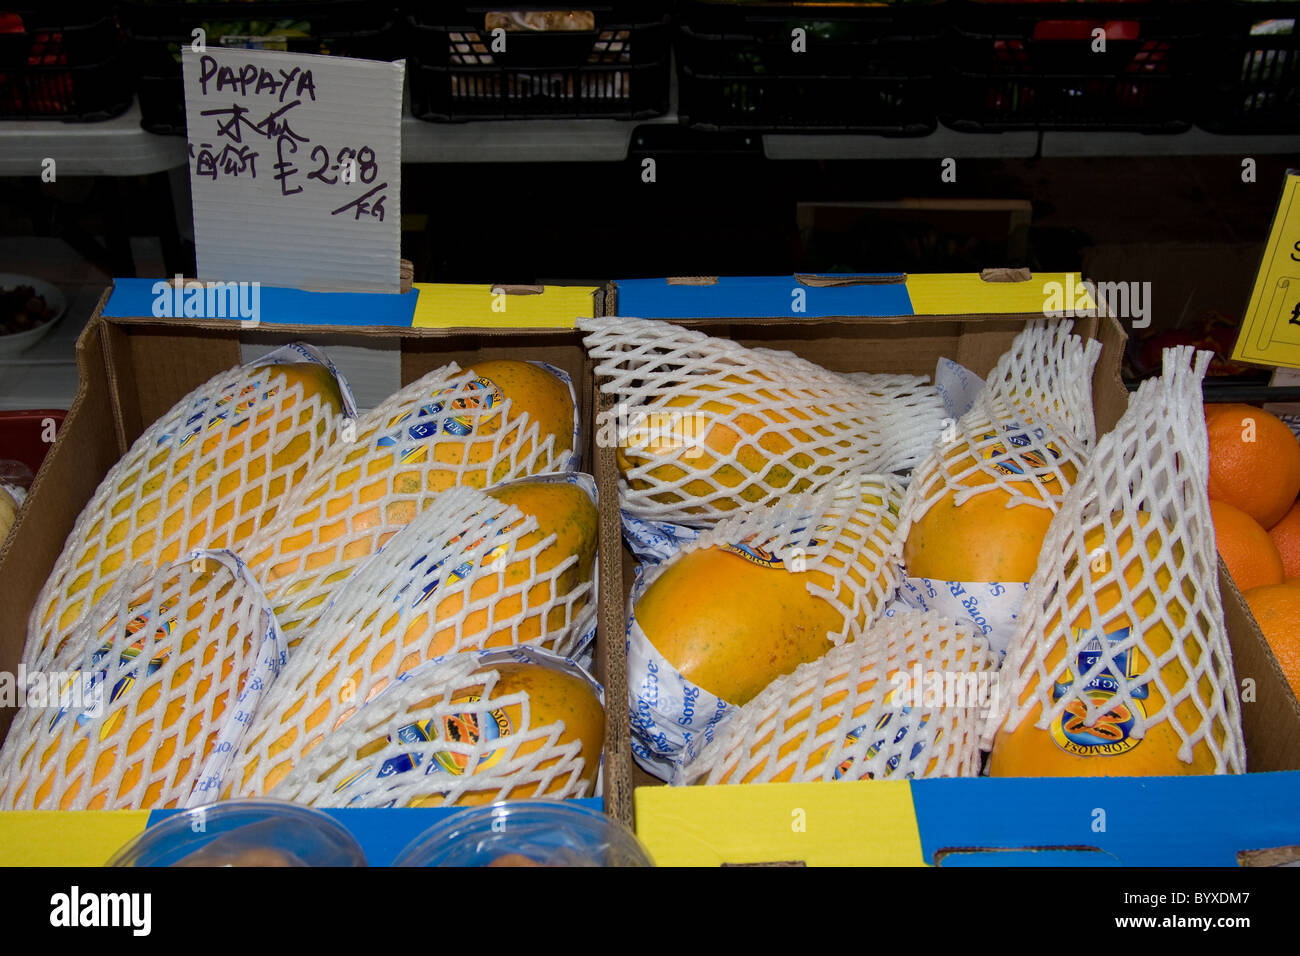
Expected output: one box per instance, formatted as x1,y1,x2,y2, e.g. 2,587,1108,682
407,4,671,121
119,1,397,135
943,0,1201,133
676,1,943,135
1199,1,1300,133
0,7,132,121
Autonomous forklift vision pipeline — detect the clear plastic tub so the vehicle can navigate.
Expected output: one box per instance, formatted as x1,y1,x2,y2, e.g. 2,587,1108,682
393,800,654,867
106,800,368,868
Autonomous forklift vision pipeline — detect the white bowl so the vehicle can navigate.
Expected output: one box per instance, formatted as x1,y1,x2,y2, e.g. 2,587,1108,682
0,274,68,356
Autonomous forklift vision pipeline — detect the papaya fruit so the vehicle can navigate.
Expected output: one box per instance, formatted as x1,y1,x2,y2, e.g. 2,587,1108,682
230,479,598,797
633,480,901,707
615,373,854,517
904,421,1078,584
0,559,276,810
988,512,1231,777
30,360,343,661
249,360,575,637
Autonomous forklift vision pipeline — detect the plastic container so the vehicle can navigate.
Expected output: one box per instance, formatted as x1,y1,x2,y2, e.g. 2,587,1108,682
393,800,654,867
943,0,1201,133
407,3,670,121
1198,1,1300,133
118,0,397,134
106,800,368,867
676,0,943,135
0,5,132,121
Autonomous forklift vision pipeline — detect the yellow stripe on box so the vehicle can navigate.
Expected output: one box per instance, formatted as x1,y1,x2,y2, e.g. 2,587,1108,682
0,811,150,866
634,781,927,867
907,273,1095,317
411,284,597,330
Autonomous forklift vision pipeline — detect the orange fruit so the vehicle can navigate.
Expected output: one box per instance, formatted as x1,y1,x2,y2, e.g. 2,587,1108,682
1242,583,1300,703
1209,499,1284,592
1268,499,1300,578
1205,404,1300,529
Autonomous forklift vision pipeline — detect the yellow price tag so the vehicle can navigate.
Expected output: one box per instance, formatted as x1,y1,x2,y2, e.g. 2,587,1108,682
1232,171,1300,368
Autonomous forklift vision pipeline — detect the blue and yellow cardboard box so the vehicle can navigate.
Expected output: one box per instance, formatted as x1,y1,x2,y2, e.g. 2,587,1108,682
603,272,1300,867
0,278,622,866
3,271,1298,866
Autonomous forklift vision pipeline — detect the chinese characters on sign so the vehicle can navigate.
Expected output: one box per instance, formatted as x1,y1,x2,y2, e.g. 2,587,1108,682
183,48,404,293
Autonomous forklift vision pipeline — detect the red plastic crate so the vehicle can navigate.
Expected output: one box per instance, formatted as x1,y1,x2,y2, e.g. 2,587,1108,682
0,410,66,479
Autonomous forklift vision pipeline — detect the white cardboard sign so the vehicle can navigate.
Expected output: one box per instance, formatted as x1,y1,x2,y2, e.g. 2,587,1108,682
182,47,404,293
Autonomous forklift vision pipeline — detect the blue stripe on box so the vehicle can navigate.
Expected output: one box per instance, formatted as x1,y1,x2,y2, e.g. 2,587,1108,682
910,772,1300,867
104,279,419,327
612,275,913,319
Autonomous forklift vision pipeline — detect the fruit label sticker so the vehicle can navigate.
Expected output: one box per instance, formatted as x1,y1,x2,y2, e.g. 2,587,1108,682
377,375,504,462
1233,171,1300,368
977,422,1064,486
48,606,177,737
720,524,831,569
332,696,512,800
834,707,936,781
1048,627,1148,757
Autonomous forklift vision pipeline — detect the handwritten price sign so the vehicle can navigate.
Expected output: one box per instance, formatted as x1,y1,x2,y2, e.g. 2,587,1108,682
183,48,404,293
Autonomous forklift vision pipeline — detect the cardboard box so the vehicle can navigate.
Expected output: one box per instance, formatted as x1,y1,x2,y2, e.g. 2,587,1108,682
0,278,637,866
601,272,1300,866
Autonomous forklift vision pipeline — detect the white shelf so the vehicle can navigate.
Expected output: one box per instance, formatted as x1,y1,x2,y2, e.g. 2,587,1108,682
2,96,1296,171
763,127,1040,161
401,109,680,163
0,100,187,177
1041,128,1300,158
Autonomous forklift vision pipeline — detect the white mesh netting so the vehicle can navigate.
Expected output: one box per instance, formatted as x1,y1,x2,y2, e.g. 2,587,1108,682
984,347,1245,774
673,473,908,644
580,316,945,525
230,478,599,798
898,320,1102,542
252,648,603,809
26,346,345,670
683,611,997,785
625,475,907,779
0,550,286,810
245,360,578,640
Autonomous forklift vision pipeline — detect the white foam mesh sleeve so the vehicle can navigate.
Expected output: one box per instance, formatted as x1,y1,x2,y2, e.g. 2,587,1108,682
26,350,343,669
580,316,945,525
246,362,577,640
231,482,597,797
897,320,1103,539
261,650,599,809
984,347,1245,773
0,550,286,810
667,473,908,645
684,611,997,785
